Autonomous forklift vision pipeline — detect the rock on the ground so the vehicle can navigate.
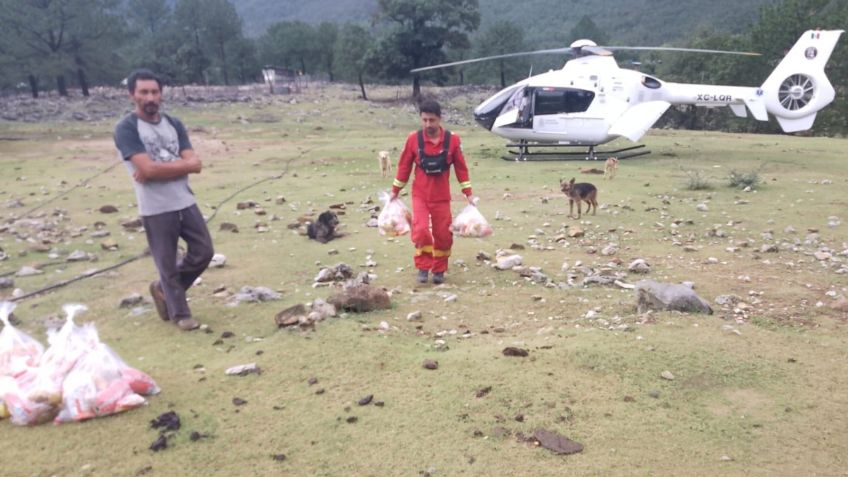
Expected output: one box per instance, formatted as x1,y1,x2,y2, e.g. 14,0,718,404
230,286,282,305
533,429,584,455
715,294,741,306
225,363,261,376
407,310,422,321
628,259,651,274
99,205,118,213
16,266,42,277
327,284,391,312
209,253,227,268
495,254,523,270
119,293,144,309
422,359,439,370
635,279,713,314
0,277,14,289
275,303,307,327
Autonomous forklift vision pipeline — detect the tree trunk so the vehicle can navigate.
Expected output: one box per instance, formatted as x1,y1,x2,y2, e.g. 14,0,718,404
299,57,306,75
28,74,39,98
77,68,89,97
412,75,420,99
500,68,506,88
459,70,464,86
57,75,68,96
358,72,367,101
219,42,229,85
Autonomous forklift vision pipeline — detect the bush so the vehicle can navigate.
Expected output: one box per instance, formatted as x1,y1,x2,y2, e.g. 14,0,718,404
682,169,712,190
727,169,761,189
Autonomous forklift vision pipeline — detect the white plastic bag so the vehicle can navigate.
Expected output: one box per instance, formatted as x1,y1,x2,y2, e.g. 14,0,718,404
0,301,44,379
377,191,412,237
451,204,493,238
29,304,97,405
55,341,158,424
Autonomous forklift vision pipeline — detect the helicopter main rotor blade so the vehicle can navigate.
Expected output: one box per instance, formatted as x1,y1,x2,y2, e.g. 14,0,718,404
601,46,761,56
410,48,573,73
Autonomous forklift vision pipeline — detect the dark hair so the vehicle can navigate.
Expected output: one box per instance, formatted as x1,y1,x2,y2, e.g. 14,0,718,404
127,69,162,93
418,98,441,117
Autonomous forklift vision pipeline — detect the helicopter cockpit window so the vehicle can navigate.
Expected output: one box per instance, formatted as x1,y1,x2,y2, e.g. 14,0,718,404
501,86,528,115
533,88,595,115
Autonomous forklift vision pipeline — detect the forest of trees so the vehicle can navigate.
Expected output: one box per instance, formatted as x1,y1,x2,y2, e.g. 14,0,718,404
0,0,845,134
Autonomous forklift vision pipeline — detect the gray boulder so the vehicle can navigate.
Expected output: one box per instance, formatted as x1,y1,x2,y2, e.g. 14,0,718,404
635,280,713,314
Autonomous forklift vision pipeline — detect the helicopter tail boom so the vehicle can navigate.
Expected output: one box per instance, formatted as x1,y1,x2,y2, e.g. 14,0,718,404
761,30,844,132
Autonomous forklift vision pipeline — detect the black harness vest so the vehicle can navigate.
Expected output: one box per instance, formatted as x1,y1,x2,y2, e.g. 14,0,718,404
417,129,451,175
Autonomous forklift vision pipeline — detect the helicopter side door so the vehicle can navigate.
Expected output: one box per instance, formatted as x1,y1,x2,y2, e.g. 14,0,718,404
531,87,596,139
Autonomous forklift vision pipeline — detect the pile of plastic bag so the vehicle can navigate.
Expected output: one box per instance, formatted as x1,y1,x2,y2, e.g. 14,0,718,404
452,203,493,238
377,191,412,237
0,301,159,426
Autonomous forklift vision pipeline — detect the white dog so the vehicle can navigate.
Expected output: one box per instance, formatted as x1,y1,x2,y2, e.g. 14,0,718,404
378,150,391,178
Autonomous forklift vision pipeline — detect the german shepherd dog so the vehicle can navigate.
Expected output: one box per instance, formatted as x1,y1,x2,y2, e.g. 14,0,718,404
560,178,598,219
307,211,341,243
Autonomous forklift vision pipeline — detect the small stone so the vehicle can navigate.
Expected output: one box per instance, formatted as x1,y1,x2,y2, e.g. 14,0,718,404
502,347,529,357
272,454,287,462
16,266,42,277
209,253,227,268
660,370,675,381
100,239,119,251
696,203,709,212
225,363,260,376
219,222,239,233
422,359,439,370
232,397,248,406
99,205,118,214
407,310,422,321
119,293,144,309
358,395,373,406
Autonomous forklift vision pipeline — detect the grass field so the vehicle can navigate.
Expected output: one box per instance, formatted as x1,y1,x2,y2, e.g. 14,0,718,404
1,84,847,476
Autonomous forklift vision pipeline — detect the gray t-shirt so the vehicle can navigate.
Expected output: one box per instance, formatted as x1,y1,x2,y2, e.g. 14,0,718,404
113,113,197,216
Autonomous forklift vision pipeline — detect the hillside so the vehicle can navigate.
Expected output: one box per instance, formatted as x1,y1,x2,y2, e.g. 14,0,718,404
233,0,772,46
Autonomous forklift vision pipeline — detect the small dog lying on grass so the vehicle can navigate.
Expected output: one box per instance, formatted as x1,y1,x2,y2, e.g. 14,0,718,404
378,150,391,178
604,156,619,180
307,211,342,243
560,178,598,219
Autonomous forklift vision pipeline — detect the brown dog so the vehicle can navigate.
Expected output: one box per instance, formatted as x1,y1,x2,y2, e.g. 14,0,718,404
560,177,598,219
604,156,619,180
378,150,391,178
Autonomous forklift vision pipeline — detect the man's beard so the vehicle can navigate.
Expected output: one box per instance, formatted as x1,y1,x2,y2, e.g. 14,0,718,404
143,102,159,115
425,126,438,136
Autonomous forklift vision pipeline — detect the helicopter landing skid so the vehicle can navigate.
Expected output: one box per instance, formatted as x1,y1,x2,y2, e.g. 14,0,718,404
502,144,649,162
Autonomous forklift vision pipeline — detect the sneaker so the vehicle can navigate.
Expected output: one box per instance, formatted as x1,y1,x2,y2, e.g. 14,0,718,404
175,317,200,331
149,281,170,321
432,272,445,284
416,269,429,284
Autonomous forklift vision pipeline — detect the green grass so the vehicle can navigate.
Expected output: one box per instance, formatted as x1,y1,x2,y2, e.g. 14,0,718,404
1,84,847,476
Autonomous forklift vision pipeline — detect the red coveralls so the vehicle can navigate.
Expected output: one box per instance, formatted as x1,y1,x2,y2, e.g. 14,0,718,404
392,128,472,273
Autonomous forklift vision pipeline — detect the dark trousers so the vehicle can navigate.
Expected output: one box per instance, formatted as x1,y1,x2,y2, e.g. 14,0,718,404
142,204,214,320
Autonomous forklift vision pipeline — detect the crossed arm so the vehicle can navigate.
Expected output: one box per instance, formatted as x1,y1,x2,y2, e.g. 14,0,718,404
130,149,201,183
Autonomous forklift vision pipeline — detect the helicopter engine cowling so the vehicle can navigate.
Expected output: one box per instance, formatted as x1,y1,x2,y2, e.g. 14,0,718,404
760,30,844,132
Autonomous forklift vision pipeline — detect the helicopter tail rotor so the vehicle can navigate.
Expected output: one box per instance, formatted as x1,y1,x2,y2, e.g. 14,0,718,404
760,30,844,132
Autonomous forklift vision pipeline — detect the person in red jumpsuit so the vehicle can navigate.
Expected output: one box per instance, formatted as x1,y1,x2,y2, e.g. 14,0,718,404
390,99,473,284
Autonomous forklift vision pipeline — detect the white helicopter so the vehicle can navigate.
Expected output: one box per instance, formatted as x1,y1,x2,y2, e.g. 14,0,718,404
412,29,844,160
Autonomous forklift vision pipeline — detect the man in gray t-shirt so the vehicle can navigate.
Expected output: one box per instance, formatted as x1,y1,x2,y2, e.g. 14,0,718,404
113,69,213,331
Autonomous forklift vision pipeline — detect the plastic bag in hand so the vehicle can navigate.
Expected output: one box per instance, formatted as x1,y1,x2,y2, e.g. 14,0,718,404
0,301,44,379
54,341,158,424
29,304,98,405
451,204,493,238
377,191,412,236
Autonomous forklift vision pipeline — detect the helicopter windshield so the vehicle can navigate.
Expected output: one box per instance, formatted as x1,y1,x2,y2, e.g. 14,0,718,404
533,88,595,115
